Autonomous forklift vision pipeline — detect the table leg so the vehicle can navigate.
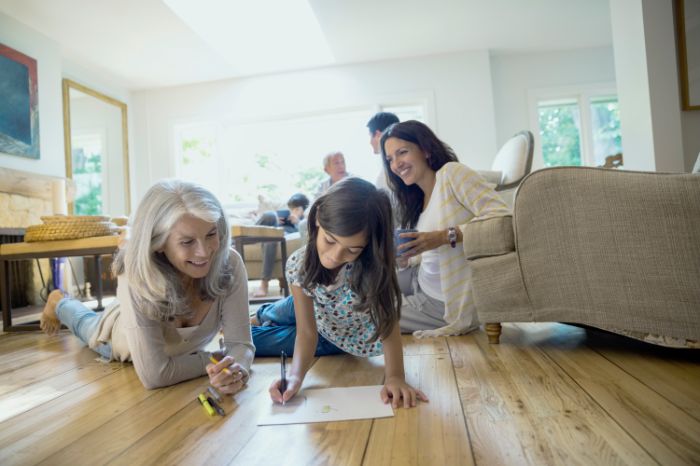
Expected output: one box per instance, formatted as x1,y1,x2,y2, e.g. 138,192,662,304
280,238,288,297
94,255,104,311
0,259,11,331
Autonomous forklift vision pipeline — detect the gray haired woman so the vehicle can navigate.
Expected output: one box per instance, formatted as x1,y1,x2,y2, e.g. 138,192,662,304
40,179,254,393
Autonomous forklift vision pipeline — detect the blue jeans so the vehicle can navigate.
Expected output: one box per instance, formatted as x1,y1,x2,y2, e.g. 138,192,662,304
56,298,113,359
252,295,344,357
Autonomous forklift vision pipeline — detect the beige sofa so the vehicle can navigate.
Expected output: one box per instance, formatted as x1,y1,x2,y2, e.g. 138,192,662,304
463,167,700,348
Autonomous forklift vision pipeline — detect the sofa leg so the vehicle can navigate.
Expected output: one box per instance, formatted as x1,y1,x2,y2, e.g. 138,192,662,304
485,323,502,344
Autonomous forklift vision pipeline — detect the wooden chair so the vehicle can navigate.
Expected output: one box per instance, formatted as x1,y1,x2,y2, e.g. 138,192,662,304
600,152,623,168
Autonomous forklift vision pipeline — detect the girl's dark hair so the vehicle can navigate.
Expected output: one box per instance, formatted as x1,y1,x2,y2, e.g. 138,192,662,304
380,120,459,228
303,177,401,342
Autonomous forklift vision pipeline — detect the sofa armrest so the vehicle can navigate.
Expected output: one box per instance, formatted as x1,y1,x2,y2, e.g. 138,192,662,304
462,215,514,260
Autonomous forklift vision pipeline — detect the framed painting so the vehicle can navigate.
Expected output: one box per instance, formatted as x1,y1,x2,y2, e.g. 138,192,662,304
0,43,40,158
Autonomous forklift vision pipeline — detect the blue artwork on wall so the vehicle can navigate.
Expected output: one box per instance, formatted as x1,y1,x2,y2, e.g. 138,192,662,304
0,43,40,159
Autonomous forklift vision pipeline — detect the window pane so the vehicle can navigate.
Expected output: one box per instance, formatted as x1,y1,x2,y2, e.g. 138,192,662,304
538,101,582,167
72,133,104,215
590,97,623,166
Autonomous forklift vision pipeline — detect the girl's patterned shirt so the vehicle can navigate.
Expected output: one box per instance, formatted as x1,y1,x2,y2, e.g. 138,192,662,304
285,246,383,357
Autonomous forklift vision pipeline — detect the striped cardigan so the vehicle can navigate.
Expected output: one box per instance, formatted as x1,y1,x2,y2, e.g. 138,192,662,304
414,161,510,337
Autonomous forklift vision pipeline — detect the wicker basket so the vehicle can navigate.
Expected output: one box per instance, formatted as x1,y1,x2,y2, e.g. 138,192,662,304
40,215,111,224
24,221,117,242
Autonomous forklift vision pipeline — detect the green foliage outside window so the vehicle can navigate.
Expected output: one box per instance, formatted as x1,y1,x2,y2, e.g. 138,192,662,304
538,103,581,167
590,99,622,164
72,148,103,215
181,138,212,166
74,183,102,215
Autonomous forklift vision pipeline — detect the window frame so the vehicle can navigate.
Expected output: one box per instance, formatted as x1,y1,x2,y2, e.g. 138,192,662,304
528,82,619,168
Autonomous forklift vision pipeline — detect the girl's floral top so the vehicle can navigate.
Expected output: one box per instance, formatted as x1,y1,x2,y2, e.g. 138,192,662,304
286,246,383,357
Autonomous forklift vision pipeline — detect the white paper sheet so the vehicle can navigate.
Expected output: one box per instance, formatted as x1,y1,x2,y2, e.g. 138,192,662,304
257,385,394,426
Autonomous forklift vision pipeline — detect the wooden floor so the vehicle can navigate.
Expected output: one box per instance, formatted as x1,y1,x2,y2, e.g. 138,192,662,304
0,323,699,466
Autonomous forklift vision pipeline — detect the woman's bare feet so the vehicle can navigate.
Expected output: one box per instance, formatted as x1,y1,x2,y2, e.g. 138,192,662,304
40,290,64,336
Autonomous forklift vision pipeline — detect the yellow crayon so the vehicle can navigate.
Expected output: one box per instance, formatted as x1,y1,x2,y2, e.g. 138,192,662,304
209,355,232,375
197,393,215,416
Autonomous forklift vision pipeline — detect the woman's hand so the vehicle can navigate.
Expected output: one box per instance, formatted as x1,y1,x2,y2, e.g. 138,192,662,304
398,230,446,257
381,375,429,408
269,374,303,404
206,355,249,395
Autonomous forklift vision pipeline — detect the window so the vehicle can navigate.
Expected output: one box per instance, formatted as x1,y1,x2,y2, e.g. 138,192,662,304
71,133,105,215
533,87,623,167
173,104,426,208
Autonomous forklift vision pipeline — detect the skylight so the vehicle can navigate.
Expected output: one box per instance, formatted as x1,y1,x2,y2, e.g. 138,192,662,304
163,0,334,76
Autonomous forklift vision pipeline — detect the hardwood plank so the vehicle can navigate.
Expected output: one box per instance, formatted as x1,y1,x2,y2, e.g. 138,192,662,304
0,333,86,375
401,334,449,356
363,353,474,466
449,324,656,465
532,326,700,465
41,376,212,466
589,330,700,422
0,336,108,397
0,368,148,465
98,359,283,466
230,354,386,465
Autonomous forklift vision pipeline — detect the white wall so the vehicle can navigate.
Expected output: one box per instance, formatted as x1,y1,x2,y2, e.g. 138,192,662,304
610,0,685,172
0,12,64,177
490,46,617,168
0,13,134,207
131,50,497,201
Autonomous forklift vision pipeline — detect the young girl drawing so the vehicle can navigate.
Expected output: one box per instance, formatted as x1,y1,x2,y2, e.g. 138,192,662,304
251,177,428,408
381,120,511,338
40,180,254,393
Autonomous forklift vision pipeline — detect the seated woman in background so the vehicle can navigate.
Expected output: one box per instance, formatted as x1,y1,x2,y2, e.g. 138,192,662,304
381,120,510,338
40,180,254,393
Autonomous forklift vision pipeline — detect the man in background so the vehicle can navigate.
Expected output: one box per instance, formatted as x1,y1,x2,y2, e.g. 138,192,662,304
366,112,399,189
314,151,349,198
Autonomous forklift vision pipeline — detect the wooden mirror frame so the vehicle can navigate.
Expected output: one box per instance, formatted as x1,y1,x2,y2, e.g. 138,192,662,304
62,78,131,214
677,0,700,111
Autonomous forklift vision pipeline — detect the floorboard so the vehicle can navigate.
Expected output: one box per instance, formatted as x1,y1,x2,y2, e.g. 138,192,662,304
0,324,698,466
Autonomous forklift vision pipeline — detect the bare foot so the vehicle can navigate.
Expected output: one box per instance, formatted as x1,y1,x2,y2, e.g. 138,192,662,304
249,314,260,326
40,290,64,336
252,280,269,298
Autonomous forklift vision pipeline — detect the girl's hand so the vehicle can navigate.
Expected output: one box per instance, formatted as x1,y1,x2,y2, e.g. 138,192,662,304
381,376,429,408
206,356,249,395
399,231,446,257
269,374,303,404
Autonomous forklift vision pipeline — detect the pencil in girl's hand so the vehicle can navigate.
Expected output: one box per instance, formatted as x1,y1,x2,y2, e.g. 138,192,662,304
280,350,287,405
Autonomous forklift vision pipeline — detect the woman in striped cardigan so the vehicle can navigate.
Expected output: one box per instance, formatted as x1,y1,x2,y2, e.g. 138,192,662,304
381,121,510,338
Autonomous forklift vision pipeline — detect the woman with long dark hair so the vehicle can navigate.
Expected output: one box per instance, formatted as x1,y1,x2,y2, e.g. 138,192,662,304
381,120,510,338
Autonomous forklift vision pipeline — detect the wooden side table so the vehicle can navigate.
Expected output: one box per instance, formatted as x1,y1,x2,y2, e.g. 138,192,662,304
231,225,288,303
0,235,120,332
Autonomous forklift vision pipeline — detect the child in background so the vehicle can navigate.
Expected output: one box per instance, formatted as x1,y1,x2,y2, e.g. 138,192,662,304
253,193,310,297
251,177,428,408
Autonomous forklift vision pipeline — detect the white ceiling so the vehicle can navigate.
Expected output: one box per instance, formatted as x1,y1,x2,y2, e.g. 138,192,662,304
0,0,612,90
